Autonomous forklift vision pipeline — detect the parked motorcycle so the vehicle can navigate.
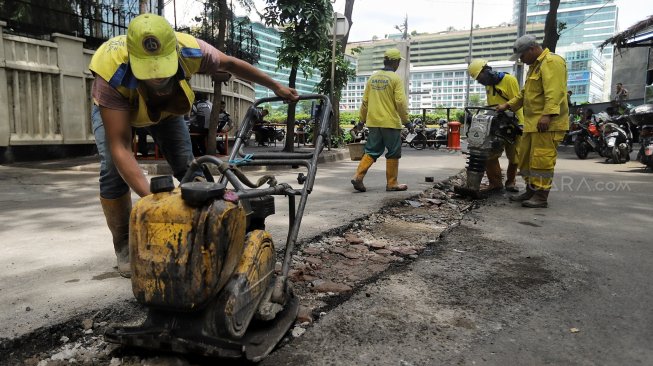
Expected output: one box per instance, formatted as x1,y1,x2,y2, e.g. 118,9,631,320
569,117,602,159
348,120,369,143
406,118,447,150
401,120,417,146
628,103,653,168
599,113,633,164
433,119,449,148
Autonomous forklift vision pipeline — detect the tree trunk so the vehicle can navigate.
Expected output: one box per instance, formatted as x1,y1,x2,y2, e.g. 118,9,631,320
542,0,560,52
207,0,228,155
283,65,298,152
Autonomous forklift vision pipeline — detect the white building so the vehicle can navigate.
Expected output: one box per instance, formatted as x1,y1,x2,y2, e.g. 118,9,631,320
340,61,515,112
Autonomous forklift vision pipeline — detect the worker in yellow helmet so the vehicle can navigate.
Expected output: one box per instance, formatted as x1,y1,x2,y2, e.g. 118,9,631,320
497,35,569,208
468,59,524,193
88,14,298,277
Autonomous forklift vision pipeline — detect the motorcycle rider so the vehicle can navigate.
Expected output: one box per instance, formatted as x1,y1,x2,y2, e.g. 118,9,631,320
497,35,569,208
188,91,212,156
351,48,409,192
89,14,298,277
468,59,524,193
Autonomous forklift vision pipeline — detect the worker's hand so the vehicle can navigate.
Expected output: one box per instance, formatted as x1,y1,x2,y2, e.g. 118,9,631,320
496,103,510,112
537,115,552,132
274,86,299,102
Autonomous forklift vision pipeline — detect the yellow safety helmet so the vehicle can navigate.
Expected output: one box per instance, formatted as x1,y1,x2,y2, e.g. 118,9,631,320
468,59,488,80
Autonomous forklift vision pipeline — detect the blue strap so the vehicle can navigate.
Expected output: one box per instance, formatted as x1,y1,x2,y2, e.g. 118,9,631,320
229,154,253,165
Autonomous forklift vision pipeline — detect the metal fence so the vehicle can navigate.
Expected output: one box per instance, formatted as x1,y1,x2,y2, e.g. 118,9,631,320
0,0,161,48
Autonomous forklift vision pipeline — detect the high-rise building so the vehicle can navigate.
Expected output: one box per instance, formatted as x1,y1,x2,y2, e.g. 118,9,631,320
246,21,322,100
342,24,546,111
348,24,545,74
559,44,607,103
512,0,618,60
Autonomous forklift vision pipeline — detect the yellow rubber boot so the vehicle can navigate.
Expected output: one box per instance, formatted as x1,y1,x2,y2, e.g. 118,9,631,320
100,193,132,278
386,159,408,191
351,154,375,192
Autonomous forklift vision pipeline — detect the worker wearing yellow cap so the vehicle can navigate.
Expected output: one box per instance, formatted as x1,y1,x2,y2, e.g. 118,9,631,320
468,59,524,193
88,14,298,277
351,48,409,192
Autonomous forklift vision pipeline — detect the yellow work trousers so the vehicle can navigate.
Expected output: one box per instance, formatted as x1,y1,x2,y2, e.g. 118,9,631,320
518,131,565,191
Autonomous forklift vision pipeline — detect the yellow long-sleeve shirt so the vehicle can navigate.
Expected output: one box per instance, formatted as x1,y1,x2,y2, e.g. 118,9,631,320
507,48,569,133
359,70,408,129
486,73,524,125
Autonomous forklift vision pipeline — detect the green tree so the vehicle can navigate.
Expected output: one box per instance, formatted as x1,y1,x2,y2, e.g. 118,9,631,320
262,0,334,152
469,94,483,107
0,0,81,36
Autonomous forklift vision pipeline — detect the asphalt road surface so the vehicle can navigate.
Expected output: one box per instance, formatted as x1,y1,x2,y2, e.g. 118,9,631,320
263,146,653,366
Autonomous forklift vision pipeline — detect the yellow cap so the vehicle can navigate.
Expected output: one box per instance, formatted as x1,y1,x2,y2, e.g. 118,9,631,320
126,14,178,80
468,59,488,79
384,48,404,60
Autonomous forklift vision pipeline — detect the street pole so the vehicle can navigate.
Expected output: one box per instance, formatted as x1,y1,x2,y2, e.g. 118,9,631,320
173,0,177,29
329,11,338,151
516,0,527,86
465,0,475,108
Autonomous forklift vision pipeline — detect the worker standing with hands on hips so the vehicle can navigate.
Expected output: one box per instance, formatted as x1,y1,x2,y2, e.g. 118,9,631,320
496,35,569,208
89,14,298,277
468,59,524,193
351,48,409,192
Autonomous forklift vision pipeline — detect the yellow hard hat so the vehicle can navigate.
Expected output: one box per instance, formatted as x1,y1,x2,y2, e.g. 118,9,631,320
127,14,178,80
468,59,488,79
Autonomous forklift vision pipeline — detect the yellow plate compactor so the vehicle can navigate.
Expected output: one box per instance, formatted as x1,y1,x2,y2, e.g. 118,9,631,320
105,95,332,362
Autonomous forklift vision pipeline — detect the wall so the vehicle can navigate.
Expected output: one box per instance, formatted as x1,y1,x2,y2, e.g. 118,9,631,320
611,46,649,101
0,21,255,150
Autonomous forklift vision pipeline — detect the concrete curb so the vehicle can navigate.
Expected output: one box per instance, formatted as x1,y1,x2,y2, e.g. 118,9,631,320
5,148,351,175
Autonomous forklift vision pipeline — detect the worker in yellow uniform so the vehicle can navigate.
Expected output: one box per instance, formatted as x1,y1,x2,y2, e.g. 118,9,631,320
497,35,569,208
351,48,409,192
89,14,298,277
468,59,524,193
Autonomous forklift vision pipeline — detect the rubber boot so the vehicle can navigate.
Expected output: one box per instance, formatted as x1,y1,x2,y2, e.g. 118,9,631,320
100,193,132,278
351,154,374,192
481,158,503,194
505,163,519,192
522,190,549,208
386,159,408,191
510,184,535,202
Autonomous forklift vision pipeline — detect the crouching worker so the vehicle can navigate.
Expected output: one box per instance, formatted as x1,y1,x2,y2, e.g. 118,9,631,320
351,48,409,192
89,14,298,277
